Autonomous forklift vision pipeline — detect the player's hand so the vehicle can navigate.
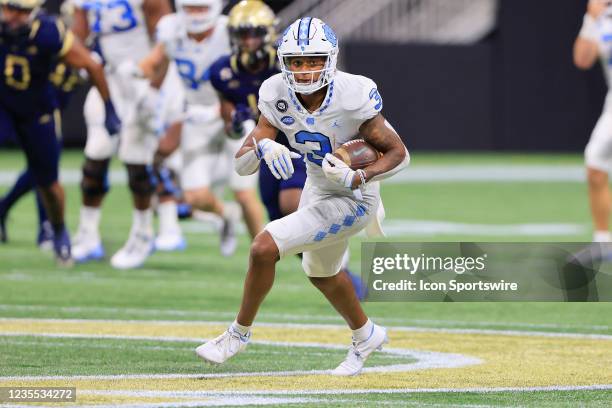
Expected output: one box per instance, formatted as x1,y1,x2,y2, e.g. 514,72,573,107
229,104,254,139
322,153,357,189
588,0,610,19
104,101,121,137
256,138,301,180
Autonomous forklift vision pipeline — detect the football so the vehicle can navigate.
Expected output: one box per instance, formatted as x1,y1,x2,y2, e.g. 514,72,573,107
332,139,382,170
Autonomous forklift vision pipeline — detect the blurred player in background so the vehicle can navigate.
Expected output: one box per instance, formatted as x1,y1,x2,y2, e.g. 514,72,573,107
575,0,612,243
197,17,409,375
69,0,171,269
0,59,81,249
138,0,262,256
210,0,365,297
0,0,120,265
151,64,188,252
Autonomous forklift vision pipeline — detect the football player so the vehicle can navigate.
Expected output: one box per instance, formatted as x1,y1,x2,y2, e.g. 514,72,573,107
209,0,366,298
575,0,612,243
137,0,257,256
69,0,171,269
0,0,120,265
196,17,409,375
0,59,81,249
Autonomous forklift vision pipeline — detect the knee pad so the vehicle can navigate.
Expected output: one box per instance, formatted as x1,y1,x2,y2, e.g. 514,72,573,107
155,166,179,198
127,164,156,195
80,158,110,196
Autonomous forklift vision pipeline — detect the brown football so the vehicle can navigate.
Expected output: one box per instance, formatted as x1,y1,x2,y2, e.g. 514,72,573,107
333,139,382,170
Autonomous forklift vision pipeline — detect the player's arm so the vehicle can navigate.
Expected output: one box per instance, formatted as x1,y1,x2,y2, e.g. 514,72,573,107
234,114,284,176
139,43,170,89
71,7,90,43
62,35,110,101
219,95,256,140
156,121,183,159
574,0,607,69
143,0,172,40
219,95,235,131
352,113,409,189
62,36,121,135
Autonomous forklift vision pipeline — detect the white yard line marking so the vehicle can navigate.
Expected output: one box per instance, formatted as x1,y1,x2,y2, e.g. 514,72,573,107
0,317,609,338
0,305,607,332
0,165,589,186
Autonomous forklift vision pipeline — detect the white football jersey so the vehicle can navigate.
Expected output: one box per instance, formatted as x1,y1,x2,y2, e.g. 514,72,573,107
258,71,384,195
153,63,186,136
156,14,231,107
74,0,152,69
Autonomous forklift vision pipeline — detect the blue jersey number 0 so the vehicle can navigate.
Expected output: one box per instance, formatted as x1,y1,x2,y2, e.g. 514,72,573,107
295,131,332,166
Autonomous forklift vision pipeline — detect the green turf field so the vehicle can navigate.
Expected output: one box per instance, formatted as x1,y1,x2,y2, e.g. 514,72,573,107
0,150,610,407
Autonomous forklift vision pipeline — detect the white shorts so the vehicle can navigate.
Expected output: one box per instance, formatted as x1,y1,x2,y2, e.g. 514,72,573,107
265,181,380,278
585,110,612,172
180,119,257,191
83,74,158,164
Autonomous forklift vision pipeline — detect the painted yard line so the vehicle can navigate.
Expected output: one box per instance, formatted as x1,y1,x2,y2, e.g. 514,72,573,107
180,218,589,237
381,219,586,237
0,396,319,408
71,384,612,398
1,317,610,339
0,165,589,186
0,305,608,332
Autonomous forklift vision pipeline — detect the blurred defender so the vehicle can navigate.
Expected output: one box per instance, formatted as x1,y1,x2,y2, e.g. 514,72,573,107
575,0,612,242
0,0,120,265
70,0,171,269
138,0,261,256
196,17,409,375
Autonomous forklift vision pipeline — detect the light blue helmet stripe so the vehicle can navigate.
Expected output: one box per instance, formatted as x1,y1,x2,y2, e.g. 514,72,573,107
297,17,313,46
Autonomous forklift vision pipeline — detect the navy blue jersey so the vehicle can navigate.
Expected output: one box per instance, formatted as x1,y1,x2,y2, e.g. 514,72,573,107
0,14,74,118
209,52,297,150
49,62,81,110
209,52,279,118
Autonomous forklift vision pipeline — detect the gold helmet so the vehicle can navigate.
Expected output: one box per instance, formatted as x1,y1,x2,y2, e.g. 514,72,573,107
0,0,44,10
228,0,277,69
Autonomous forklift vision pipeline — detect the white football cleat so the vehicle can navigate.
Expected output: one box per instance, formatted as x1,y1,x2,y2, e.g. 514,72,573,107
72,229,104,263
110,230,154,270
331,324,388,376
154,232,186,252
219,216,237,257
195,327,250,364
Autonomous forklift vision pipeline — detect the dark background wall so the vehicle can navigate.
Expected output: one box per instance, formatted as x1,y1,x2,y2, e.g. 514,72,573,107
345,0,608,151
48,0,609,151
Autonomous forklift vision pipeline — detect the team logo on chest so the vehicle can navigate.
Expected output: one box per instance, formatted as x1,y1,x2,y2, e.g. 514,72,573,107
276,99,288,113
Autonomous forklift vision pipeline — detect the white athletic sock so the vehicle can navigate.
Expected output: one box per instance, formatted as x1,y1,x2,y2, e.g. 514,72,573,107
133,209,153,236
231,320,251,336
80,206,101,236
158,201,180,236
593,230,612,242
352,318,374,342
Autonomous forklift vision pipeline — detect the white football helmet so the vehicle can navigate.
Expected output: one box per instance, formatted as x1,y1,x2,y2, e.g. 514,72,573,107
176,0,222,34
277,17,338,95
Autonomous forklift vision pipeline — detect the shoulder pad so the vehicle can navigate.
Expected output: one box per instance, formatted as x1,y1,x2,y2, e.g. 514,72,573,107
259,74,284,103
340,73,377,111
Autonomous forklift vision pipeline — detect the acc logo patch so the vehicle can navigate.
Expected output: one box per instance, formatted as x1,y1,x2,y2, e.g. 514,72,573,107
281,116,295,125
228,80,240,89
276,99,288,113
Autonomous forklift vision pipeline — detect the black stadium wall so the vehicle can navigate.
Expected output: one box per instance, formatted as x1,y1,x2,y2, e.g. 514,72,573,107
58,0,605,151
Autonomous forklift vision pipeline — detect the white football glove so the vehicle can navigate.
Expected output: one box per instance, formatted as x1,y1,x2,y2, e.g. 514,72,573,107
257,138,301,180
322,153,364,200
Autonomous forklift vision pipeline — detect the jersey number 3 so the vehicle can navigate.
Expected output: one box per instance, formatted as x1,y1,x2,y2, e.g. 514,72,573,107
295,131,332,166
